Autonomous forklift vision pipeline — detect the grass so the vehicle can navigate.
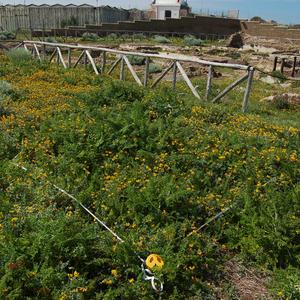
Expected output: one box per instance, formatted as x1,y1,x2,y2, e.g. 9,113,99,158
0,50,299,299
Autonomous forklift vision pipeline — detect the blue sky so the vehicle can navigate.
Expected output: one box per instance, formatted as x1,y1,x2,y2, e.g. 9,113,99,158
2,0,299,24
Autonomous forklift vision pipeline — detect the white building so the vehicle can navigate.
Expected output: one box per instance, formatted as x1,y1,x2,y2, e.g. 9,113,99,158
151,0,182,20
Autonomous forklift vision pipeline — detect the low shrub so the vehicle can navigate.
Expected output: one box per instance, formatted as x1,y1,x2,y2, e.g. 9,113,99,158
149,63,162,74
0,80,13,117
45,37,57,43
184,35,202,46
228,51,242,59
0,80,13,97
82,32,98,41
127,55,146,66
154,35,170,44
272,95,291,110
132,33,146,40
6,48,32,65
0,30,15,40
121,33,131,40
270,70,287,82
107,33,118,40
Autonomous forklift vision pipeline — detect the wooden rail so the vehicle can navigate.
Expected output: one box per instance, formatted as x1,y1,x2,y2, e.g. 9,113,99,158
19,41,255,112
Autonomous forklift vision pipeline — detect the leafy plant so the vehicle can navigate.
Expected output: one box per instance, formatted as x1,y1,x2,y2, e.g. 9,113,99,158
149,63,162,74
45,37,57,43
270,70,287,82
271,95,291,110
127,55,146,66
0,30,15,40
154,35,170,44
6,48,32,65
82,32,98,41
107,33,118,40
184,35,202,46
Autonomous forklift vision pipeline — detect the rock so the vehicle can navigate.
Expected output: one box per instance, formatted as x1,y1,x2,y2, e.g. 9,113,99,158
280,83,292,88
227,32,244,49
262,93,300,106
260,76,280,84
184,64,222,78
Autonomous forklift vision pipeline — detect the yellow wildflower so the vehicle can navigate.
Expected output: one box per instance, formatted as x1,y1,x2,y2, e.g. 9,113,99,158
102,279,113,285
128,278,135,284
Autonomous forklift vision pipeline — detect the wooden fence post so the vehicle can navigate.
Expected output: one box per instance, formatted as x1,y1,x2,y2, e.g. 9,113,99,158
67,48,72,68
242,67,255,113
102,51,106,73
205,65,213,101
173,61,177,90
273,56,278,72
292,57,297,78
144,57,150,87
280,58,285,74
120,56,125,80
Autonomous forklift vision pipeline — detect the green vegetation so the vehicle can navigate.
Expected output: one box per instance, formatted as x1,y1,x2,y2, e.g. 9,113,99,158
148,63,162,74
184,35,203,46
82,32,99,42
127,55,146,66
154,35,170,44
0,51,299,299
0,30,15,41
6,48,32,65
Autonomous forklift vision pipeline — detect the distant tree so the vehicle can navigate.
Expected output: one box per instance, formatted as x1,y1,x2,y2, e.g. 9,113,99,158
251,16,266,23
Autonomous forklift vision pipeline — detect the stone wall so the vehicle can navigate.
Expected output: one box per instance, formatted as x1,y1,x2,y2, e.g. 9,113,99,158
242,21,300,40
32,15,242,39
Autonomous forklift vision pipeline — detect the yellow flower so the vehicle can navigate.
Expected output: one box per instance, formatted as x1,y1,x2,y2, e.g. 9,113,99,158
277,290,283,297
101,279,113,285
73,271,79,278
111,269,118,277
128,278,135,284
290,152,297,162
11,217,18,223
76,287,88,293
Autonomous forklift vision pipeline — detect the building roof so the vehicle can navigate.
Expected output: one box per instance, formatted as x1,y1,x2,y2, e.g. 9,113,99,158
152,0,181,5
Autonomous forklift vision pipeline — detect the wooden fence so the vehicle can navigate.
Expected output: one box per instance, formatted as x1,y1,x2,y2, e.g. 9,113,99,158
273,55,300,78
19,40,255,112
0,5,129,31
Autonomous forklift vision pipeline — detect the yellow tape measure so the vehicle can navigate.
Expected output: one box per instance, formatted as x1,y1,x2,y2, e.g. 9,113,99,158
145,254,164,270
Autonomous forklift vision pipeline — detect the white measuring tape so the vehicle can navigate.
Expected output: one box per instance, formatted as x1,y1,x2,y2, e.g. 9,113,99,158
12,159,163,294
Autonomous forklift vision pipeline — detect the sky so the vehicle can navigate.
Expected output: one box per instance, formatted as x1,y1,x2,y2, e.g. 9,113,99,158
2,0,299,24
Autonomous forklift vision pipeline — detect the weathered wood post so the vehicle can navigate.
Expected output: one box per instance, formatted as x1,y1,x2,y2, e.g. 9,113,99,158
292,56,297,78
56,47,60,64
173,61,178,90
120,56,125,80
280,58,285,74
67,48,72,68
101,51,106,73
242,67,255,113
273,56,278,72
42,44,46,61
84,50,88,68
144,57,150,87
205,65,213,101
